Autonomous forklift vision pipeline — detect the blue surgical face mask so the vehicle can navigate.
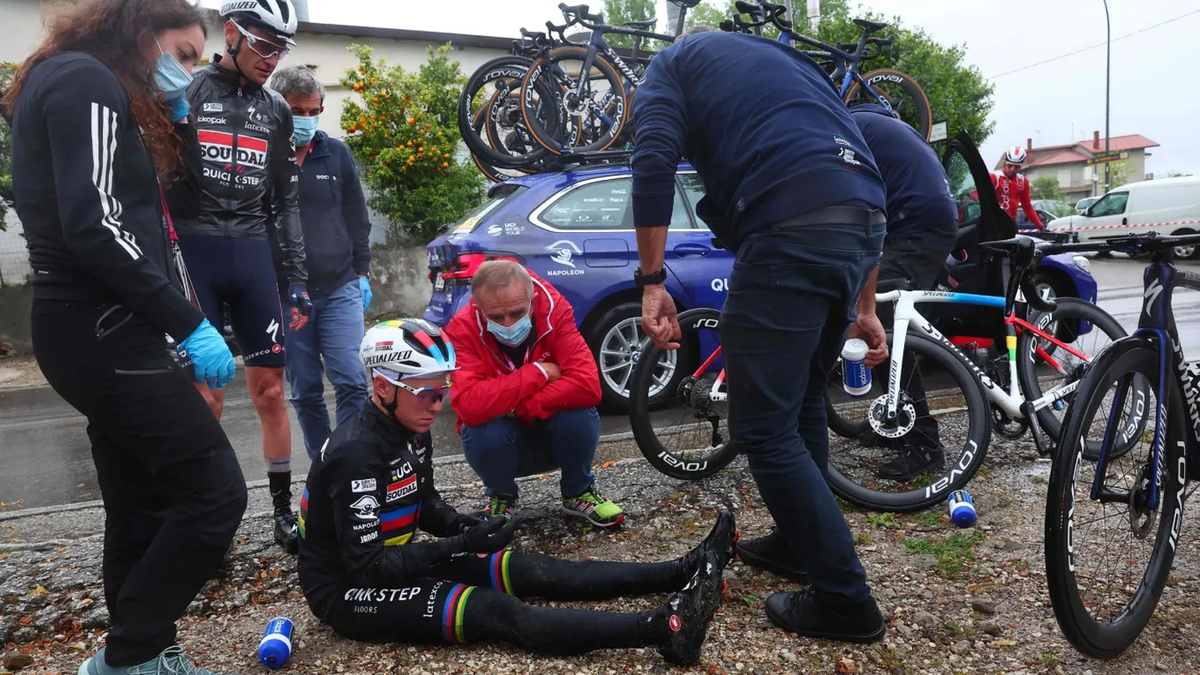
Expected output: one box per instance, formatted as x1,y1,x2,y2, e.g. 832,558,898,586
153,39,193,101
293,114,320,146
487,313,532,347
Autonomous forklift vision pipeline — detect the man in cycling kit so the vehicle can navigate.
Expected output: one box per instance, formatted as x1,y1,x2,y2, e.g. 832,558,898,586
300,319,732,666
175,0,311,552
992,146,1043,229
849,104,958,480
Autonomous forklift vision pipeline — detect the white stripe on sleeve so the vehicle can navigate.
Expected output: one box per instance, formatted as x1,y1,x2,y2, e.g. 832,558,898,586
90,101,142,259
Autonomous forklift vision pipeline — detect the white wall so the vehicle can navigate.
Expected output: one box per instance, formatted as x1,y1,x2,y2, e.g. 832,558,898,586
200,29,506,138
0,0,49,64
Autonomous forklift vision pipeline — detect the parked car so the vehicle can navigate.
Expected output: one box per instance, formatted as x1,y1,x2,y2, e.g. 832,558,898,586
1048,176,1200,258
1075,196,1099,214
1033,199,1075,219
423,161,1098,411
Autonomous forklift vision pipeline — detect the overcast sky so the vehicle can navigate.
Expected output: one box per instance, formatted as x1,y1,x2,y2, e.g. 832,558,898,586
217,0,1200,177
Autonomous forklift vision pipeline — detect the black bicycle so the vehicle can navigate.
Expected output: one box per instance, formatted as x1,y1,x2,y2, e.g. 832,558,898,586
1042,232,1200,659
725,0,931,140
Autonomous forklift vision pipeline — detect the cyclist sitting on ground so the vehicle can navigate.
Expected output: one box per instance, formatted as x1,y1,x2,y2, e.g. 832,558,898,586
298,319,733,666
992,146,1043,230
172,0,310,553
849,104,959,481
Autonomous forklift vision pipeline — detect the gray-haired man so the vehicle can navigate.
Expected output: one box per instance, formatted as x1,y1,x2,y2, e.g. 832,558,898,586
268,66,373,460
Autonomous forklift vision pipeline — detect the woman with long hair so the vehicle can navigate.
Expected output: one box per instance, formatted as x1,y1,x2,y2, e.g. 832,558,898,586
4,1,247,673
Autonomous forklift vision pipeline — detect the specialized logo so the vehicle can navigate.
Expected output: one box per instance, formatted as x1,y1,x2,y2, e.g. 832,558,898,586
198,130,269,170
351,478,376,493
266,318,280,344
545,240,583,268
350,495,379,521
1144,279,1164,318
386,475,418,502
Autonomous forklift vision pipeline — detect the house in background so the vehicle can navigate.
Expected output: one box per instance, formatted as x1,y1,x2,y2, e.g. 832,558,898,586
994,131,1159,201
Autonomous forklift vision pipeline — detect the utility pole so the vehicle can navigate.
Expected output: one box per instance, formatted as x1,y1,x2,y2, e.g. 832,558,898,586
807,0,821,31
1103,0,1111,194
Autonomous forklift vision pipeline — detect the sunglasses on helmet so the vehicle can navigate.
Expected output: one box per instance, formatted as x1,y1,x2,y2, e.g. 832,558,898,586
232,21,290,60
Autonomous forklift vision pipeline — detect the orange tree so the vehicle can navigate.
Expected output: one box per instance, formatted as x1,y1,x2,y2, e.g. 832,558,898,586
341,44,484,243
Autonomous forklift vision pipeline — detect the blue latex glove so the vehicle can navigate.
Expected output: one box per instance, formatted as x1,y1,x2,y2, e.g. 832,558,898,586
179,318,236,389
168,95,190,124
289,283,313,317
358,276,372,312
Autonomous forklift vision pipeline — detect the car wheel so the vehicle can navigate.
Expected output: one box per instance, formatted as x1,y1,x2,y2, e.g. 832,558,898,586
1169,229,1198,259
587,302,686,412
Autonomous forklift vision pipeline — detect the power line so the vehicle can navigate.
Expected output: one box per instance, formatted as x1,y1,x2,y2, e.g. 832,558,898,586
987,8,1200,80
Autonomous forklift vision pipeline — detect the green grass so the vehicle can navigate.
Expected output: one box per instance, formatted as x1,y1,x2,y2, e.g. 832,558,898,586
868,512,900,529
912,510,946,528
854,532,871,546
940,618,978,638
1033,476,1047,485
1042,650,1060,667
1008,558,1031,572
902,531,985,580
836,495,866,513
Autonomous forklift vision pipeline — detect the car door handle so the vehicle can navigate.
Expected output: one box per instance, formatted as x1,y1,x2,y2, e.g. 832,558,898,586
673,243,710,257
1122,217,1128,225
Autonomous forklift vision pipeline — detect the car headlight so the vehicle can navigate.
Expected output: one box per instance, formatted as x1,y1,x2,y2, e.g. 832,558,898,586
1072,255,1091,274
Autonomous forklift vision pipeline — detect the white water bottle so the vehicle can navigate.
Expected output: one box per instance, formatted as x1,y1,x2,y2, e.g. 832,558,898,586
841,338,871,398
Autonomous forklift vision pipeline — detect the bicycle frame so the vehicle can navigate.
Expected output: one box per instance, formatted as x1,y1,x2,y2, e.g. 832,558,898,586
1090,255,1200,510
879,289,1090,423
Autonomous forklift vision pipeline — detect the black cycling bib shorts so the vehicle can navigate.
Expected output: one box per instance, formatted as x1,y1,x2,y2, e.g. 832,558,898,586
178,235,287,368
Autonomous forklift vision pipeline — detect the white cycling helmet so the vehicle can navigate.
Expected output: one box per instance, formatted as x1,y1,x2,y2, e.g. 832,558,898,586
1004,146,1028,165
360,319,458,385
221,0,298,45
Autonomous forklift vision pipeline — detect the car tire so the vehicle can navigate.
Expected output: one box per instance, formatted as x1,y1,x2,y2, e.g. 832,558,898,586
1169,229,1199,259
587,302,689,413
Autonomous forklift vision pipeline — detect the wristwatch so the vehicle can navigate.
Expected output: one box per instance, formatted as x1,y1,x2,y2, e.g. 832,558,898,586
634,267,667,287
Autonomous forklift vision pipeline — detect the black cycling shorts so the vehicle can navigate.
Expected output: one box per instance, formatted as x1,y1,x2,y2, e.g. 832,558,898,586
178,235,286,368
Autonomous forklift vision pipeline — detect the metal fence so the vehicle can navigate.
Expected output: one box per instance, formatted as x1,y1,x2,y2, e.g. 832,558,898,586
0,215,31,287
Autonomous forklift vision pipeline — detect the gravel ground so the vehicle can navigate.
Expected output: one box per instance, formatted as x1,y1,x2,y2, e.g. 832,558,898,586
1,436,1198,675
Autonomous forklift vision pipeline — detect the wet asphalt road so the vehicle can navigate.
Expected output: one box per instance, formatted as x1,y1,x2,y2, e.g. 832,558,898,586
2,256,1198,511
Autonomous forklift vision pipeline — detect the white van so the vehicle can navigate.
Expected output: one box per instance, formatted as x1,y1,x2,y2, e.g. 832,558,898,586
1048,176,1200,258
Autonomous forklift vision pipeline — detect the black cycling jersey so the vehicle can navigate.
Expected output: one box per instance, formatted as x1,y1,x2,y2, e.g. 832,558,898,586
175,57,307,284
11,52,205,342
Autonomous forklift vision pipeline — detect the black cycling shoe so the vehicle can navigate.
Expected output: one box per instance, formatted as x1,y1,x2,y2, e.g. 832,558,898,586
734,530,808,582
676,506,737,586
855,427,901,449
273,513,300,554
658,549,726,666
876,442,945,481
765,589,886,643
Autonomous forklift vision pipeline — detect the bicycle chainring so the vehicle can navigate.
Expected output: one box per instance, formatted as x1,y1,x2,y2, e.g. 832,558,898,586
868,396,916,439
992,406,1029,440
1129,462,1157,539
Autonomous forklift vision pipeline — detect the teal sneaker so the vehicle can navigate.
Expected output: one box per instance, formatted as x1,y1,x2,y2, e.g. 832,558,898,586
562,483,625,527
79,645,235,675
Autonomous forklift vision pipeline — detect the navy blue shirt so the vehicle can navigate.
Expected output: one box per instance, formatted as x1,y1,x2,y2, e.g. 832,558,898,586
850,104,957,235
631,31,886,250
271,131,372,297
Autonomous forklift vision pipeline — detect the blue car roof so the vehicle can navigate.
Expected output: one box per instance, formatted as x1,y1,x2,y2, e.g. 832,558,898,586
487,162,695,196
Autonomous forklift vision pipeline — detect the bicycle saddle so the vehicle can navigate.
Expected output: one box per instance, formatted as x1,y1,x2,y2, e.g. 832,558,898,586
853,18,890,33
624,18,656,28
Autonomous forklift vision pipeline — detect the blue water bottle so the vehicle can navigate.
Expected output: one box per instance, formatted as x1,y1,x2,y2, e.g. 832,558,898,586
841,339,871,398
258,617,294,669
947,490,977,528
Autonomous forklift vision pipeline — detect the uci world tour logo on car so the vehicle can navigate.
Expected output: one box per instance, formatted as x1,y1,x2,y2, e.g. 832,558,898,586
544,240,584,276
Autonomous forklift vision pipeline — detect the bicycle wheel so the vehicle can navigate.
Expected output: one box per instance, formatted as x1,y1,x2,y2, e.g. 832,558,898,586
845,69,932,141
1044,337,1186,659
1015,297,1131,449
468,102,559,182
457,56,553,169
520,46,630,155
825,332,992,512
629,308,739,480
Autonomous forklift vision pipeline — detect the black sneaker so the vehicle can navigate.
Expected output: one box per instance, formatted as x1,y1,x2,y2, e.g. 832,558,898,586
273,513,300,554
876,442,945,481
734,530,808,582
657,550,726,666
765,589,886,643
676,507,737,586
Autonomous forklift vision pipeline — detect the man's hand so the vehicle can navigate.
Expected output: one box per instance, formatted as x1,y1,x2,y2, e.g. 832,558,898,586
539,362,562,382
641,285,680,350
849,312,889,368
289,307,309,332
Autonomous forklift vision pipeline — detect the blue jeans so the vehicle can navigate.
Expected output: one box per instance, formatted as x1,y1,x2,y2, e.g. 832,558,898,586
284,279,368,461
460,407,600,497
721,222,885,607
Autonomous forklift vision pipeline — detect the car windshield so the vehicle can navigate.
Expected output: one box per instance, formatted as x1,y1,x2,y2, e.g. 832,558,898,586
1089,192,1129,218
441,186,527,234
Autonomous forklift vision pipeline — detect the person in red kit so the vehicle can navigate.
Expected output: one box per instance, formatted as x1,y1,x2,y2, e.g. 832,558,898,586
444,261,625,527
992,146,1043,229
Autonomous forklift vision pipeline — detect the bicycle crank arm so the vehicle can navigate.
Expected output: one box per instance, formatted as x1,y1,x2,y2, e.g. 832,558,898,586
1022,401,1052,456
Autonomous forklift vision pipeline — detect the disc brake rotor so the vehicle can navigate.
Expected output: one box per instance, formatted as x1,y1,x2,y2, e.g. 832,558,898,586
868,396,916,439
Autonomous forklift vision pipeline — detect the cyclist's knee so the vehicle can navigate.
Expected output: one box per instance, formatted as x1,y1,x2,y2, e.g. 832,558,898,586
248,369,287,412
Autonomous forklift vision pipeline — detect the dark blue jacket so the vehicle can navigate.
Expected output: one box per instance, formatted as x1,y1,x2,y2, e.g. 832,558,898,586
850,104,957,235
631,31,886,250
273,131,371,297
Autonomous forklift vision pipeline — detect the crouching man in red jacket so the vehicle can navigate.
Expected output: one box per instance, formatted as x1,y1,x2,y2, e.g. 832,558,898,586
444,261,625,527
